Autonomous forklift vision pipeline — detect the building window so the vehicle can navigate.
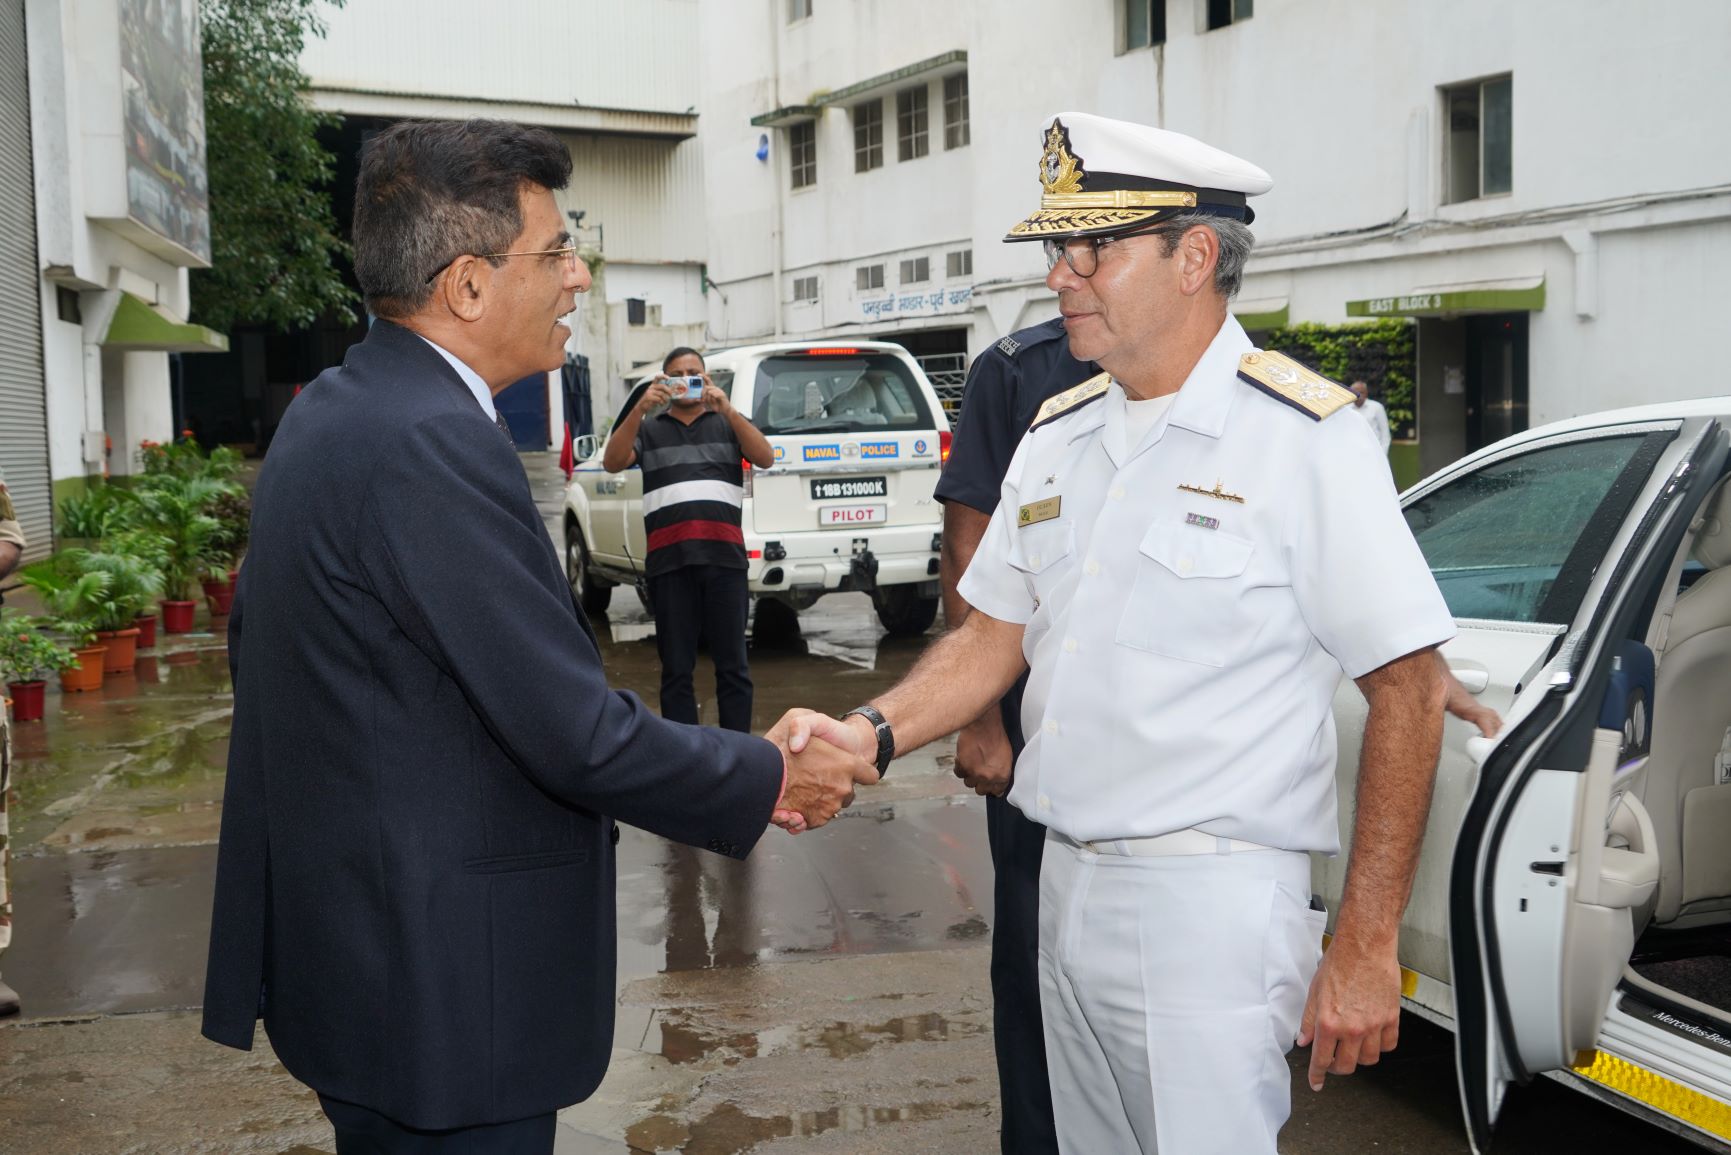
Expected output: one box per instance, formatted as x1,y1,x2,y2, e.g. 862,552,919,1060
897,85,929,162
627,298,646,327
946,249,972,279
56,286,82,325
1206,0,1251,29
854,100,884,172
856,264,885,291
792,275,820,303
1122,0,1166,50
943,73,970,149
1444,74,1512,203
787,0,812,22
899,256,930,285
789,120,817,189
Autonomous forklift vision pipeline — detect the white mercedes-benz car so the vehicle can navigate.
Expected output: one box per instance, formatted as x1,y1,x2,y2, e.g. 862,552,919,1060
1319,398,1731,1151
562,340,951,635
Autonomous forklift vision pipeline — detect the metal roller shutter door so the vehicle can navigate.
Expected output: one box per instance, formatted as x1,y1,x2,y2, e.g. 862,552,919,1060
0,0,51,561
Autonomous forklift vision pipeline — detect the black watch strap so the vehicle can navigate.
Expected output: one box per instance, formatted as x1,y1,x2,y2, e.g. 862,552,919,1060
841,705,894,777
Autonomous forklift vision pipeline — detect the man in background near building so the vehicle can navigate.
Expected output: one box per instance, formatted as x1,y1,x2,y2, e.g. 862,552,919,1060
1351,380,1392,455
934,318,1095,1155
0,467,26,1017
602,347,776,732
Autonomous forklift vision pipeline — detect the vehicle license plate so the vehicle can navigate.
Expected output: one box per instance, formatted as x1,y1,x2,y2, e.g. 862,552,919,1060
819,503,887,527
809,475,888,501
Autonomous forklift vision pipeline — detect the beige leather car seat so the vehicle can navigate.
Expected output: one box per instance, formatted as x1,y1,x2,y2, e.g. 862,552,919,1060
1649,477,1731,927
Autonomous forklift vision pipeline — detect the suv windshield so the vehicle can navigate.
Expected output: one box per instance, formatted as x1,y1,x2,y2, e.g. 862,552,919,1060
751,353,933,435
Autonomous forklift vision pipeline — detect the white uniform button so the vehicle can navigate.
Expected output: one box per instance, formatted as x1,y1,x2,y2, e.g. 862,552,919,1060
1044,719,1059,735
1178,557,1194,576
1063,637,1078,653
1037,794,1051,810
1029,553,1042,568
1084,559,1100,577
1109,486,1126,500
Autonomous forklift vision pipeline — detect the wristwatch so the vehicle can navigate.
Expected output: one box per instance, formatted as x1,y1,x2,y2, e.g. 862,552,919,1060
840,704,894,778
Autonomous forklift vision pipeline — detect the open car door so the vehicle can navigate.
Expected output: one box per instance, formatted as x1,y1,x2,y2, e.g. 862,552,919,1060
1451,417,1728,1152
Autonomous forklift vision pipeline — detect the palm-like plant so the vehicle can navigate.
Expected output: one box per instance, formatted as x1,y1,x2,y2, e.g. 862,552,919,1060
64,550,164,630
127,478,228,601
20,566,113,649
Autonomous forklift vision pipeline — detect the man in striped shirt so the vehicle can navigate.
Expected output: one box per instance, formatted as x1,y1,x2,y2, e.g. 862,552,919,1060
602,347,775,731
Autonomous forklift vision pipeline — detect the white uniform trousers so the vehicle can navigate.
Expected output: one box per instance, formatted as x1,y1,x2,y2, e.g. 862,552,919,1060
1038,831,1325,1154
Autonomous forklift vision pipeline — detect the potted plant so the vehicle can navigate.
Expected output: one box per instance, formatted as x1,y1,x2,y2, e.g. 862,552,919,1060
18,566,113,692
127,477,226,633
55,485,136,551
0,613,76,722
205,487,251,596
66,550,163,673
110,527,169,647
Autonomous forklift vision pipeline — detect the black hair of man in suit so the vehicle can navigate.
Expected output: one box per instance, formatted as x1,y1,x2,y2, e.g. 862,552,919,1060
354,119,574,320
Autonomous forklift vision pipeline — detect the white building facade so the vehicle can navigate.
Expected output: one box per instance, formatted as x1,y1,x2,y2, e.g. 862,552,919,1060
10,0,223,558
701,0,1731,484
298,0,715,436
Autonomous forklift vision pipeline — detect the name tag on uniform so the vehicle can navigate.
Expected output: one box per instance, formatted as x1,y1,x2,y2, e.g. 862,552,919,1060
1018,496,1061,526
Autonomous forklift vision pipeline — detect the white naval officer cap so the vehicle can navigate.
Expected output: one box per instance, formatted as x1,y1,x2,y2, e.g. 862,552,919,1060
1004,111,1272,242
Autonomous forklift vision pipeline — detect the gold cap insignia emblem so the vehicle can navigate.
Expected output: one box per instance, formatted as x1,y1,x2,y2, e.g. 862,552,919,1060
1040,120,1085,196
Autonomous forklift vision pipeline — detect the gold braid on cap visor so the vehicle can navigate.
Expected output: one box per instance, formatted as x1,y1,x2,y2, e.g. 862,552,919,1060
1006,190,1200,239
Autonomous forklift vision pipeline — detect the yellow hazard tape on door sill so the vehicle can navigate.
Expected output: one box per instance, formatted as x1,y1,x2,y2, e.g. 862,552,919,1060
1571,1049,1731,1140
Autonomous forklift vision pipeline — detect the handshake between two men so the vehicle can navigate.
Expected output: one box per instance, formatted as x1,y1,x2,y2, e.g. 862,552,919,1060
762,709,881,835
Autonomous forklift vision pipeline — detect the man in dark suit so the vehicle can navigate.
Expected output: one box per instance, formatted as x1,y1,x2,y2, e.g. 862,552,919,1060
202,119,870,1153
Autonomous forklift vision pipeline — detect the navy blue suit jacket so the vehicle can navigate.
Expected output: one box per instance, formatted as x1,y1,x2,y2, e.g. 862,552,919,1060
202,319,783,1128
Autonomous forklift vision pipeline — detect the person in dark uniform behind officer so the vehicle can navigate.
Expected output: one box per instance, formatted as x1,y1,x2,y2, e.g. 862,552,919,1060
934,319,1095,1154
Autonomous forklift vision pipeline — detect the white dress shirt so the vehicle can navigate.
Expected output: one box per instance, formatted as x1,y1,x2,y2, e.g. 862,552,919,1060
959,316,1453,853
1358,397,1391,453
418,335,498,421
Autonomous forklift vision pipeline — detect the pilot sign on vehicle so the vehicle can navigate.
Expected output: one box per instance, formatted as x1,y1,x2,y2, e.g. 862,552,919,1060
819,503,887,527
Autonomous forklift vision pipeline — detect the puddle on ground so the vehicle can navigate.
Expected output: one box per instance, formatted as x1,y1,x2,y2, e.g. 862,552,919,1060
653,1010,984,1065
626,1098,987,1154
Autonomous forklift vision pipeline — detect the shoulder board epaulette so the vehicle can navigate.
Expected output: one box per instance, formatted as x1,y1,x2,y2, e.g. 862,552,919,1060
1029,371,1111,430
1236,351,1355,421
996,318,1066,360
996,334,1022,357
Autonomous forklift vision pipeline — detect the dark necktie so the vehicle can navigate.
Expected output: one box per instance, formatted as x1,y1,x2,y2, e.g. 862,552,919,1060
494,411,515,449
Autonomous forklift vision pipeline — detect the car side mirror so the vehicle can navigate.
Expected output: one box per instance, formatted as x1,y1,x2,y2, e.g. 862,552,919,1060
573,434,599,461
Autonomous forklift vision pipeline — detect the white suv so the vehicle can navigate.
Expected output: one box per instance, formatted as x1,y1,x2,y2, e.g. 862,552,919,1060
562,340,952,635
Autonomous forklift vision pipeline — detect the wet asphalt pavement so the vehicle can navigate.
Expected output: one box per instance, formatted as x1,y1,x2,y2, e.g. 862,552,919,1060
0,453,1712,1153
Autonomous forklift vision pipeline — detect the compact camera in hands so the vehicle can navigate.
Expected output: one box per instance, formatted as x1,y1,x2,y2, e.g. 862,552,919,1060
665,375,705,401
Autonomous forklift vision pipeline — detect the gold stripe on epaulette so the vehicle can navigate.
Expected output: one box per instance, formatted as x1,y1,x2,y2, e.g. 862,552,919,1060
1030,371,1112,429
1236,351,1355,421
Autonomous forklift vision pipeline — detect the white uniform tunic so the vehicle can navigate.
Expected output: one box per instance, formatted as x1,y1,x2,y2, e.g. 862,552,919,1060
959,315,1455,852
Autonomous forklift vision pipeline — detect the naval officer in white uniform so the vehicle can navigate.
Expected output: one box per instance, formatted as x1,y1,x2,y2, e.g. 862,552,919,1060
782,113,1457,1153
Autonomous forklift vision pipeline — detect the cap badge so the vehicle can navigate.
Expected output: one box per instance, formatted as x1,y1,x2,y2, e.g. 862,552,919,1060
1040,120,1085,196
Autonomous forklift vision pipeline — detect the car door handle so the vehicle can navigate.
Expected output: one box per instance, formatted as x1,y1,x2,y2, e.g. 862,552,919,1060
1449,665,1490,694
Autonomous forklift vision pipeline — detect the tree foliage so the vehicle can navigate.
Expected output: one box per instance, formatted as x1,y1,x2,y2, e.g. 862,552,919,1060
1263,319,1418,440
191,0,355,332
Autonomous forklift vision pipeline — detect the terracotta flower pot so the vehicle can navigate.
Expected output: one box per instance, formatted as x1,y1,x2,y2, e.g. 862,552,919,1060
161,600,198,634
6,680,46,722
59,646,109,693
134,612,158,649
203,578,235,617
95,627,142,674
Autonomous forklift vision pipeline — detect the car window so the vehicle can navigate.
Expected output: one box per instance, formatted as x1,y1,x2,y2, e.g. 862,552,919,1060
1403,433,1661,624
751,354,933,435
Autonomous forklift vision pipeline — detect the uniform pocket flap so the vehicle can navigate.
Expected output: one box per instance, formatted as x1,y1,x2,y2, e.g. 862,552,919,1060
1007,519,1075,575
1138,522,1253,579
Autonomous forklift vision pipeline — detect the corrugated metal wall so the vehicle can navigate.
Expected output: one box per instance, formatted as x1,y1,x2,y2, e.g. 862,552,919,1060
557,133,706,263
300,0,701,115
0,0,51,560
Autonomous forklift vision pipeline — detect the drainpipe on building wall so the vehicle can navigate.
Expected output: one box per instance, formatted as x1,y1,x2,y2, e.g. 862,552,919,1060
768,0,785,339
